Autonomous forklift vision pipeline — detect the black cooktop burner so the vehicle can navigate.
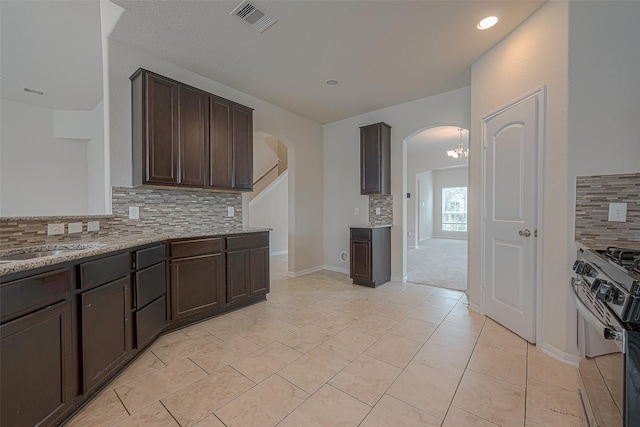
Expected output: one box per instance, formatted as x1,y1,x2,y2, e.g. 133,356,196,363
603,247,640,267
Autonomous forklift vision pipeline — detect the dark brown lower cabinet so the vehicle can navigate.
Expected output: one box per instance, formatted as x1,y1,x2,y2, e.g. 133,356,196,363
80,276,130,394
350,226,391,287
227,248,270,304
249,247,269,296
170,253,225,320
0,301,74,427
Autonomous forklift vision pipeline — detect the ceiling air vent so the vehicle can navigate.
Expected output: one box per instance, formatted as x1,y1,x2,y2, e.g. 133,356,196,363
23,87,46,96
231,1,277,33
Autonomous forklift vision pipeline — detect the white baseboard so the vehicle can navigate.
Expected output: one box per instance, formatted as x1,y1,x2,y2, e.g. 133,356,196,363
323,265,350,274
288,265,324,277
270,250,288,256
393,275,407,283
538,341,580,367
468,302,482,314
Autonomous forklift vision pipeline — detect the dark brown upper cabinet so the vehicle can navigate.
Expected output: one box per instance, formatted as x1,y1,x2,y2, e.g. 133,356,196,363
131,69,254,191
360,122,391,195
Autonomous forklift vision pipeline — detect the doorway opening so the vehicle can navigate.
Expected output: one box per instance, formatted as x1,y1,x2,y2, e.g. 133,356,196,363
405,126,469,291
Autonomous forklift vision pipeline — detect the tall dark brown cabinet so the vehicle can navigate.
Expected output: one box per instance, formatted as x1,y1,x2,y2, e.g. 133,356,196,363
131,69,254,191
350,226,391,287
360,122,391,195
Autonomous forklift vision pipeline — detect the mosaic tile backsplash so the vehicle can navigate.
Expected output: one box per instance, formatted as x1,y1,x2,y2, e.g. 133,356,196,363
575,173,640,243
0,186,242,249
369,194,393,226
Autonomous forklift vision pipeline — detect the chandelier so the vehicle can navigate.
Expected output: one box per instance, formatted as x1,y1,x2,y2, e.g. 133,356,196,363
447,128,469,160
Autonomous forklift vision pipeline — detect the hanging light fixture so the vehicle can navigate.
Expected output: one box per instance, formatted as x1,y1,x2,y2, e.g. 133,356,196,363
447,128,469,160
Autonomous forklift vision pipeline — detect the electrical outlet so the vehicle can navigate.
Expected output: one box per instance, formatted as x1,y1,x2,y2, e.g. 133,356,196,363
376,207,381,215
408,231,412,237
227,206,235,217
68,222,83,234
354,208,359,215
47,223,65,235
87,221,100,232
129,206,140,220
608,203,627,222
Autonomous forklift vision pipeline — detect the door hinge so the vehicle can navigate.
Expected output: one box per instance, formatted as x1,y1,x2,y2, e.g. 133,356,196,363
534,230,538,237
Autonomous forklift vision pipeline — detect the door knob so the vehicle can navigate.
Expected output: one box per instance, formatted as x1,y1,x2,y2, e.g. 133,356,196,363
518,229,531,237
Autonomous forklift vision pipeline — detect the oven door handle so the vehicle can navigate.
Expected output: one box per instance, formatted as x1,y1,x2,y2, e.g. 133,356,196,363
572,279,626,351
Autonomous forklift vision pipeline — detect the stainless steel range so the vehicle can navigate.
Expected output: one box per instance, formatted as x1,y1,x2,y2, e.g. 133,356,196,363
572,246,640,427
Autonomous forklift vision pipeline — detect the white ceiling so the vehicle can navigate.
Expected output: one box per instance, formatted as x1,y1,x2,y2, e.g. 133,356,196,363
0,0,103,111
407,126,469,155
109,0,545,124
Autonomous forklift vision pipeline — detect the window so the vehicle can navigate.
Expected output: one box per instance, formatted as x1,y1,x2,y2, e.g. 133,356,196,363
442,186,467,232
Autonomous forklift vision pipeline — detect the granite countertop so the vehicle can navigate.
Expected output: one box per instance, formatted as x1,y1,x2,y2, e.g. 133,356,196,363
576,239,640,252
0,227,271,276
349,224,393,229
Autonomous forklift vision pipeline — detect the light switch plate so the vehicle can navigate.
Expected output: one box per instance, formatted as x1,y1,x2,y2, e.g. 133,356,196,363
608,203,627,222
68,222,83,234
375,207,381,215
227,206,235,217
129,206,140,220
354,208,359,215
87,221,100,232
47,223,65,235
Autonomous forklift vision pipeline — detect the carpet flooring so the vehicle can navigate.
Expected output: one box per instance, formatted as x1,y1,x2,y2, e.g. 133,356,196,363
407,239,467,291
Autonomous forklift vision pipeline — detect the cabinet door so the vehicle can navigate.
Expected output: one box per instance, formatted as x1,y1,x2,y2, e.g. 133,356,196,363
360,122,391,195
210,97,233,189
1,301,74,427
226,250,250,304
250,247,270,296
81,276,130,394
170,254,225,320
350,240,371,280
146,73,179,185
232,104,253,190
179,86,209,186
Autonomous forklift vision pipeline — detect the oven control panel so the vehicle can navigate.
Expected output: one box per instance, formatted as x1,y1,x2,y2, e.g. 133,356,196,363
573,258,631,322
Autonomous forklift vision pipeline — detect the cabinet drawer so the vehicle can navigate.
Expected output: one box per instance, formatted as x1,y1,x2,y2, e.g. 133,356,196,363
135,244,166,270
135,296,166,349
0,269,71,324
80,252,131,290
226,233,269,251
170,238,222,259
135,262,166,309
350,228,372,241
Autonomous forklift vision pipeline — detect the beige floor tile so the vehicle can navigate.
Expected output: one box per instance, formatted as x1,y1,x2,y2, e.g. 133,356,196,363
240,318,299,347
375,302,415,320
278,347,350,394
527,345,581,392
161,366,254,426
388,293,427,307
452,370,525,426
109,351,167,389
476,321,527,356
445,306,487,329
151,331,224,365
278,384,371,427
320,328,378,360
339,299,382,316
360,394,441,427
407,305,451,325
387,361,459,420
231,341,302,383
525,378,583,427
358,292,394,304
364,333,422,368
215,375,309,427
67,390,129,426
312,311,362,332
277,323,335,353
412,338,473,377
431,320,481,349
278,294,323,309
115,358,207,414
112,402,179,427
388,317,438,343
401,285,437,297
468,343,527,387
433,288,464,299
204,315,261,341
421,295,459,310
193,414,226,426
442,406,499,427
329,354,402,406
525,420,546,427
189,336,260,374
349,314,399,337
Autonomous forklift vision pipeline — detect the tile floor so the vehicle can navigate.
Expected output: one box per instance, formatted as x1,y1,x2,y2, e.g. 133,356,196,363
67,256,583,426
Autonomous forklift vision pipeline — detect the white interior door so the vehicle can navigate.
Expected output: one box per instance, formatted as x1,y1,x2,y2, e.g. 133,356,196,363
482,92,541,343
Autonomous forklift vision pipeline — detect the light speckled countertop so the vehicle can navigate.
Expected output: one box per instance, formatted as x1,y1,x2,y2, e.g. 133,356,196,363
0,227,271,276
576,239,640,252
349,224,392,229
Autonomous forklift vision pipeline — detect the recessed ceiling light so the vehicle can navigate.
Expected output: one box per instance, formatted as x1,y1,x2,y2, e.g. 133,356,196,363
325,79,340,87
476,16,498,30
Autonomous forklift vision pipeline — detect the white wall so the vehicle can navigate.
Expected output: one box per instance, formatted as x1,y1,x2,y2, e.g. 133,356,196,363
249,172,288,255
0,98,89,215
433,167,468,239
107,40,324,274
323,87,470,279
87,100,106,214
416,170,433,244
470,1,571,357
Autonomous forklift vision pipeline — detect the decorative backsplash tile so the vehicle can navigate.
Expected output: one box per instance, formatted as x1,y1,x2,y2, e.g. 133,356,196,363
1,186,243,249
369,195,393,226
575,173,640,243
